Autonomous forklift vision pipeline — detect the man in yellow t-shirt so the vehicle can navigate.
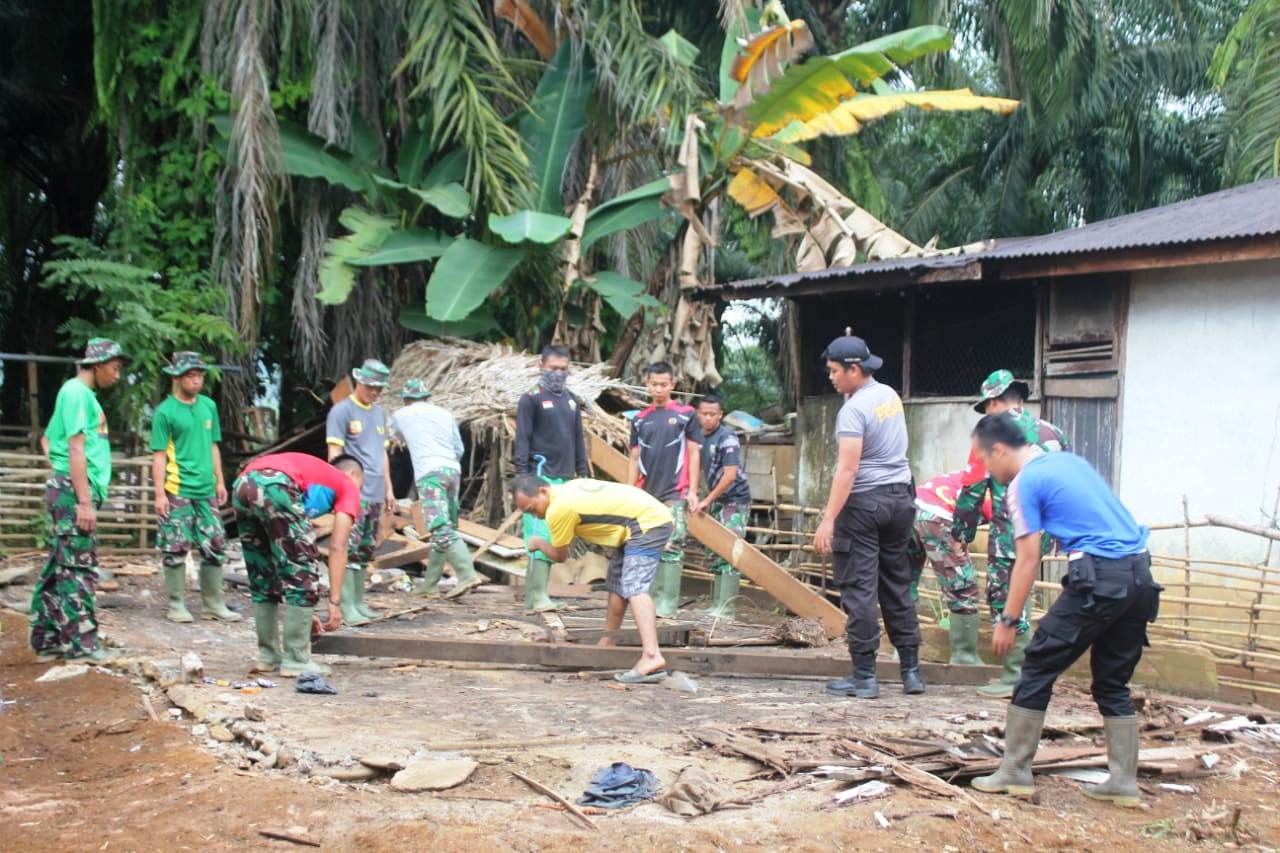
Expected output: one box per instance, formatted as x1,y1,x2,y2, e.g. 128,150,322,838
513,475,673,684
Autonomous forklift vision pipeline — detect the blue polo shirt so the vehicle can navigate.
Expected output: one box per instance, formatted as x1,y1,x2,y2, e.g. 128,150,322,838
1008,451,1148,559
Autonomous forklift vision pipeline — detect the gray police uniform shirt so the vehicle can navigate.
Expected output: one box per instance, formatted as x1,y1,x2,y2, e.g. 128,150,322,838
834,378,912,493
326,397,388,504
391,401,464,481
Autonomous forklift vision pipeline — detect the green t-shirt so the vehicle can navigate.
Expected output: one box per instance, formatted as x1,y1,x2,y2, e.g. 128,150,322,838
151,394,222,498
46,377,112,501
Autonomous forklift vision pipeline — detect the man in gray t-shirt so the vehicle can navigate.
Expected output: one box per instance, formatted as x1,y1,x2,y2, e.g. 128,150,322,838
813,333,922,701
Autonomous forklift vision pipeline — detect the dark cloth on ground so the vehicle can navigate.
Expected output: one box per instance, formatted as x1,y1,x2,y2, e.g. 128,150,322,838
577,762,661,809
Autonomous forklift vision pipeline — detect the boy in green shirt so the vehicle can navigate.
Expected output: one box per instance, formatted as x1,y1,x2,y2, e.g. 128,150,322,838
30,337,128,662
150,352,240,623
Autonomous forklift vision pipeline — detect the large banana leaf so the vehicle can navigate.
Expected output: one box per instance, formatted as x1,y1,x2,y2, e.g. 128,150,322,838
317,208,396,304
372,175,471,218
399,305,501,338
489,210,573,244
719,7,763,105
425,237,525,321
746,26,953,138
520,42,593,213
771,89,1019,143
577,271,661,319
420,146,467,189
581,177,671,250
211,115,369,192
397,119,435,187
348,228,452,266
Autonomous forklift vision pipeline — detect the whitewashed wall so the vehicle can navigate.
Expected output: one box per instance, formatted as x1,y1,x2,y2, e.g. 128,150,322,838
1119,258,1280,567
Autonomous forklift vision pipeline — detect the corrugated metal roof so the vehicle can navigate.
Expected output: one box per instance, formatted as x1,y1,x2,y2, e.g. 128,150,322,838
704,177,1280,295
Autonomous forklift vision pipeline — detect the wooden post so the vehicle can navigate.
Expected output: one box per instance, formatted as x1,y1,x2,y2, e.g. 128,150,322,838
1181,494,1191,640
26,358,39,452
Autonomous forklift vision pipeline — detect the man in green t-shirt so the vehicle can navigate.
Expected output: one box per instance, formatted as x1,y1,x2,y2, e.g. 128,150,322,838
150,352,241,624
30,337,128,662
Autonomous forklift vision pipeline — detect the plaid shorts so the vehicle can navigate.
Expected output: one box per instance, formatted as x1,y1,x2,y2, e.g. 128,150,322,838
605,523,673,600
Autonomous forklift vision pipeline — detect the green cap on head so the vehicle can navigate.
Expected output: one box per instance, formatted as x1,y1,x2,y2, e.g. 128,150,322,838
400,378,432,400
975,369,1031,413
80,337,129,365
352,358,391,388
163,351,211,376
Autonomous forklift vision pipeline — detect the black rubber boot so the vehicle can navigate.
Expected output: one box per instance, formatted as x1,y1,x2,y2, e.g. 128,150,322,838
898,645,926,694
826,647,880,698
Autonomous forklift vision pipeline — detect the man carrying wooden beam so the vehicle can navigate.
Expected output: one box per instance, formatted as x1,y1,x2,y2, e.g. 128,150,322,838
686,393,751,619
627,362,698,618
151,352,240,624
30,338,129,662
969,413,1156,807
514,475,674,684
812,333,923,699
326,358,395,626
391,379,482,599
514,345,589,612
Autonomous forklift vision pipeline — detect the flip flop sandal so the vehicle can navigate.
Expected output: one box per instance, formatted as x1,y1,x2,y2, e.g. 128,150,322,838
614,668,668,685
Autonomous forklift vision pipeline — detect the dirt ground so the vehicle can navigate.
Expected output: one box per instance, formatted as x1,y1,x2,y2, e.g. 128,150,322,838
2,560,1279,851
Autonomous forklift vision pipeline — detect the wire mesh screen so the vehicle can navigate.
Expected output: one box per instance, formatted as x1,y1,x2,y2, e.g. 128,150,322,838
909,283,1037,397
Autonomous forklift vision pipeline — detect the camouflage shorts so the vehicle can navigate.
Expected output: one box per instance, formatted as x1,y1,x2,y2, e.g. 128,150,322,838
914,511,979,615
156,494,226,569
706,501,747,575
232,469,320,607
346,500,379,570
417,468,461,553
29,475,100,657
660,499,688,565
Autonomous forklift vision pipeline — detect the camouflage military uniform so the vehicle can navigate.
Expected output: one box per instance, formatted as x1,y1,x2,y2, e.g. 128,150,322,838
232,469,321,607
707,501,747,573
911,511,979,614
28,475,101,657
953,409,1069,632
661,500,689,570
417,468,461,552
156,495,226,571
346,500,379,568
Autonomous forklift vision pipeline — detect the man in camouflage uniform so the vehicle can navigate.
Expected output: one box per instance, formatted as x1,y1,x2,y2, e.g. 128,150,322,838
952,369,1070,696
232,452,363,676
391,379,482,599
151,352,240,624
687,394,751,618
30,338,128,662
326,358,395,626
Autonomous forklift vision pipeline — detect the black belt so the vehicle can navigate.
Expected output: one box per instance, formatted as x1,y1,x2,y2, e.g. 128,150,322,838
855,482,913,495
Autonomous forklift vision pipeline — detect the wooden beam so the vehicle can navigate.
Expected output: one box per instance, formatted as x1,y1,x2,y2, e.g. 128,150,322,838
312,634,999,684
998,236,1280,280
586,433,847,638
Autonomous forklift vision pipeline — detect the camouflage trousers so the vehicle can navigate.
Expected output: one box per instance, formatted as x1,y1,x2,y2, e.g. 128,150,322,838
706,501,747,575
157,494,227,570
660,499,688,567
29,475,100,657
232,470,320,607
986,512,1050,635
523,476,567,562
417,468,461,553
910,511,979,614
346,499,379,570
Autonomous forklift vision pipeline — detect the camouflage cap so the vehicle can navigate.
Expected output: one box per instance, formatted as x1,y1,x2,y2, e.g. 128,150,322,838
352,358,391,388
80,337,129,365
163,351,211,376
400,378,432,400
974,368,1031,413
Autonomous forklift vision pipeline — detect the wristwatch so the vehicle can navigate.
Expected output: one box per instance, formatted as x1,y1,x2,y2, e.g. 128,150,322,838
997,612,1020,628
329,597,341,607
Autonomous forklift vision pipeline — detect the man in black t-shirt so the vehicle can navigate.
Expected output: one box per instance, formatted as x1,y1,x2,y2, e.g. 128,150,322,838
687,394,751,618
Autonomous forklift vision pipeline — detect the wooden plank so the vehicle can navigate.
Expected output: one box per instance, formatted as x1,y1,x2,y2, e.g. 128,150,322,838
458,517,524,551
1042,376,1120,399
311,633,999,684
587,432,847,639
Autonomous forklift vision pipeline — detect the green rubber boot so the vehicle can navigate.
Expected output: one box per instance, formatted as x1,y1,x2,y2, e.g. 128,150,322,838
280,604,330,677
977,629,1030,697
1082,716,1141,807
163,564,194,623
971,705,1045,797
413,551,445,598
199,564,241,622
339,570,371,626
948,611,983,666
707,569,741,619
443,539,483,600
253,601,281,671
654,558,683,618
524,557,564,612
351,568,381,620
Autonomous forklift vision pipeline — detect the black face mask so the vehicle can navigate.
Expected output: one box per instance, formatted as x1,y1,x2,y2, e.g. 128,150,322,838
541,368,568,395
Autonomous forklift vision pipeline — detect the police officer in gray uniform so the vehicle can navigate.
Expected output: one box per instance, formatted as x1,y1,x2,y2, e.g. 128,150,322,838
813,333,923,699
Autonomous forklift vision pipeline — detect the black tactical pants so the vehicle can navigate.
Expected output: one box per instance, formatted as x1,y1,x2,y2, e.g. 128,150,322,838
1013,552,1160,717
832,482,921,655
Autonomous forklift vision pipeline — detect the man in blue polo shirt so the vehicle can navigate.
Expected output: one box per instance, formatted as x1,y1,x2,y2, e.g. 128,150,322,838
968,413,1159,809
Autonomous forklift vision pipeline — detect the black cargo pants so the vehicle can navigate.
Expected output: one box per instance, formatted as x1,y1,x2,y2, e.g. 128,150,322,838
1013,552,1160,717
831,482,921,655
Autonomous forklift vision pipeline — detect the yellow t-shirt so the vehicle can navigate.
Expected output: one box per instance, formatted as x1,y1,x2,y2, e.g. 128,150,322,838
546,479,674,549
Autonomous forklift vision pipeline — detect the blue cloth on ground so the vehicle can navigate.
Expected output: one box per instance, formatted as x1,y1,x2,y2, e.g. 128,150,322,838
577,762,661,808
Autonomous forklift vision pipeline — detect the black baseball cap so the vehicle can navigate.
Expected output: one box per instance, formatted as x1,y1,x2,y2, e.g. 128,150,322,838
822,330,884,371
